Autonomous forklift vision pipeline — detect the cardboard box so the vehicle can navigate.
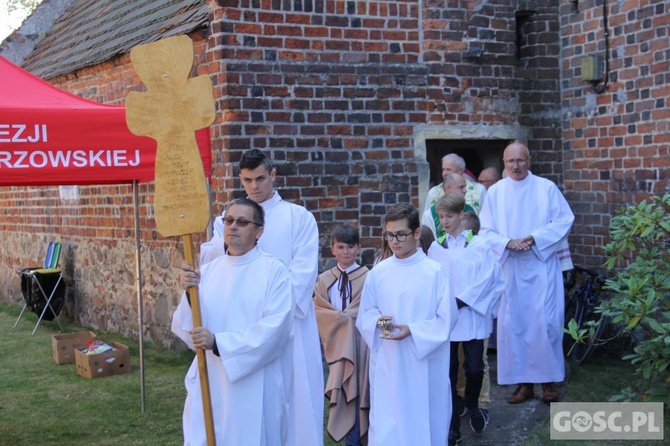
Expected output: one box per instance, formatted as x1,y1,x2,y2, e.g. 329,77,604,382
52,331,97,365
75,342,131,379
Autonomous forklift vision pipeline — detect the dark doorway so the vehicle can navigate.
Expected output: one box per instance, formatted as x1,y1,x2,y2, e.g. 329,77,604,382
426,139,509,188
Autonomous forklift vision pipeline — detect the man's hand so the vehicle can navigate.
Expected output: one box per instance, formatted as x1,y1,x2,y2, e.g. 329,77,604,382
190,326,214,350
384,323,411,341
179,262,200,291
506,236,535,251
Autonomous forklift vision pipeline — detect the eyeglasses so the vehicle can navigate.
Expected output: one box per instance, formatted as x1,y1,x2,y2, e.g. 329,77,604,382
503,157,529,166
223,217,262,228
382,231,413,242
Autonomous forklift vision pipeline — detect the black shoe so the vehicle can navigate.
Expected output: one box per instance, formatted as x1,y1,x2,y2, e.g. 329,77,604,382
448,426,462,446
470,407,490,433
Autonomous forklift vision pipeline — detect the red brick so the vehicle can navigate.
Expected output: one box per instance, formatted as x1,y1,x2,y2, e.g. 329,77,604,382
1,1,664,349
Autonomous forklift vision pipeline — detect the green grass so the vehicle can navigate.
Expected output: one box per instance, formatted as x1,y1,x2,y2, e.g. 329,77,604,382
0,303,192,445
4,304,662,445
1,303,343,446
523,355,669,446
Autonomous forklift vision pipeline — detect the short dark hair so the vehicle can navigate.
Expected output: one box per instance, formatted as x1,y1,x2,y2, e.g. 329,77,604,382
239,149,274,172
226,197,265,226
384,203,420,231
331,224,360,246
461,211,480,234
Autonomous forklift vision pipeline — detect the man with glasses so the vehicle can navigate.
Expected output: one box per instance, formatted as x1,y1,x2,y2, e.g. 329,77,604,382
478,142,574,404
183,149,324,445
356,203,458,445
172,198,294,445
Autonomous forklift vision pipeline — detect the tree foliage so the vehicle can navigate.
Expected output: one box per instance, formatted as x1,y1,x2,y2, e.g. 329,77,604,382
7,0,41,14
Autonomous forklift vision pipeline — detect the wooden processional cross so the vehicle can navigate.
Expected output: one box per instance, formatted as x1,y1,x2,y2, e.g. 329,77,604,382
125,36,216,446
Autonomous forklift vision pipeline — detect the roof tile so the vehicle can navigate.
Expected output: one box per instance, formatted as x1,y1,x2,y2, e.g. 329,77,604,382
22,0,209,79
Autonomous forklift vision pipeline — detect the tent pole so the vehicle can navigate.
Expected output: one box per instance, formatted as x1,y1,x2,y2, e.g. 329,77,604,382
206,177,212,240
134,180,146,412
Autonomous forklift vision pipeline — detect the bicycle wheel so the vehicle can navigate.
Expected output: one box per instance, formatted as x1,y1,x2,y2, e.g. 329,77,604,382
570,311,609,366
563,295,582,357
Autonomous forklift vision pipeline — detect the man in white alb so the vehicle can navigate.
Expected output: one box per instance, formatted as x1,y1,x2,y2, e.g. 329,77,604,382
356,203,457,445
478,142,574,404
194,149,324,445
172,198,294,445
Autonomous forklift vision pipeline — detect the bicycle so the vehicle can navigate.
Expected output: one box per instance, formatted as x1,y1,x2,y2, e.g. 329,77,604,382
563,266,610,366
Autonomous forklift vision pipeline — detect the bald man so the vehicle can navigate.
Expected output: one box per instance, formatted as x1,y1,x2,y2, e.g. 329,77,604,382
478,142,574,404
478,167,500,190
424,153,486,216
421,173,475,242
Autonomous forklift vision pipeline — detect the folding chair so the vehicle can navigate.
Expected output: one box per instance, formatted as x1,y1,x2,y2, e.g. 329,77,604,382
13,242,66,335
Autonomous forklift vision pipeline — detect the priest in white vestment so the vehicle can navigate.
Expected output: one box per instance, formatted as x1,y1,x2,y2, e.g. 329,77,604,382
173,198,294,446
197,149,324,445
356,203,458,446
478,142,574,404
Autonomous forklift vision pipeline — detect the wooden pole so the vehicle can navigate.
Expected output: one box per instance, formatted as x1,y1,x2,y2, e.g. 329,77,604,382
183,233,216,445
125,35,217,445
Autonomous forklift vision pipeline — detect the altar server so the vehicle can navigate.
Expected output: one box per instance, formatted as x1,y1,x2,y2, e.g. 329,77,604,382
173,198,294,445
427,194,504,444
356,203,457,446
196,149,324,445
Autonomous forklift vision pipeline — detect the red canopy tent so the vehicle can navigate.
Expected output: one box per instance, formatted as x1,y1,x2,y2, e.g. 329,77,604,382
0,55,213,411
0,55,211,185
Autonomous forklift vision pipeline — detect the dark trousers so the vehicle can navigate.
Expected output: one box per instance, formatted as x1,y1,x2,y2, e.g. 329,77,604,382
450,339,485,432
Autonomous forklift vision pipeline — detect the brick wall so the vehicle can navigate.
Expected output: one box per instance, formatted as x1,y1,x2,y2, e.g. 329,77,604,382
2,0,665,345
417,0,562,189
209,0,428,265
0,1,562,345
210,0,560,263
559,0,669,267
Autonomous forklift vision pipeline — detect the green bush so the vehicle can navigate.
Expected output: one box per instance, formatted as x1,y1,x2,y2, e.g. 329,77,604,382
601,193,670,403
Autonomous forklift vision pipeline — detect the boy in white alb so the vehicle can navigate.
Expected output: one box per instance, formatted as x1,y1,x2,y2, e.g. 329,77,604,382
427,194,504,446
356,203,458,446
